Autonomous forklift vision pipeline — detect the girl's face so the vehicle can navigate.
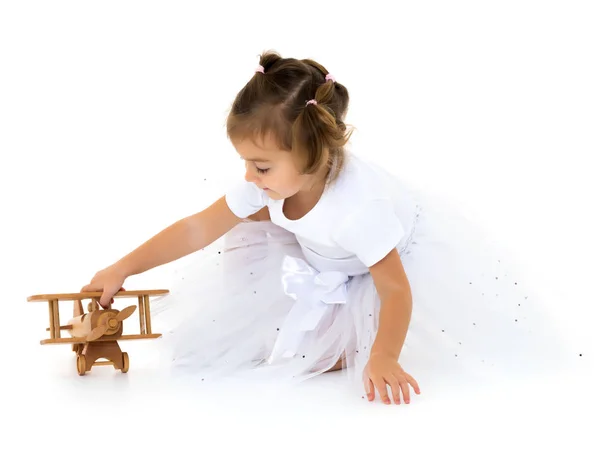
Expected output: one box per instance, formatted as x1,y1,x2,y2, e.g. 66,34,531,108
232,134,325,201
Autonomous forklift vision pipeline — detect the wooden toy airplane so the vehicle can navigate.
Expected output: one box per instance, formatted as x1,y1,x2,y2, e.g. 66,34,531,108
27,289,168,375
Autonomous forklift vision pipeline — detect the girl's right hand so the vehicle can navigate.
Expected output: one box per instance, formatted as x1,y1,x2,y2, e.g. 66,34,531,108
81,264,128,309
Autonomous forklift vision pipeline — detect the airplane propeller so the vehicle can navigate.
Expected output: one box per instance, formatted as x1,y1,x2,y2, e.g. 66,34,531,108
87,305,137,342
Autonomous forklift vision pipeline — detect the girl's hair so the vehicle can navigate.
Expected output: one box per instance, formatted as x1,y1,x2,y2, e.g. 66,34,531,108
226,50,355,183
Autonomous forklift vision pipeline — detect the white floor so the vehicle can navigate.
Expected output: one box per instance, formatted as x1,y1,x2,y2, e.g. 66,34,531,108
2,1,599,448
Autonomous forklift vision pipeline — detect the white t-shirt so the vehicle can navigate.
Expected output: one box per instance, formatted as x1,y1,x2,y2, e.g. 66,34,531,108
225,152,418,276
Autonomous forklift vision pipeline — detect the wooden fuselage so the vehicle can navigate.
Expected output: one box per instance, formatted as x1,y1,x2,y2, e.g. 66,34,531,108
67,309,124,340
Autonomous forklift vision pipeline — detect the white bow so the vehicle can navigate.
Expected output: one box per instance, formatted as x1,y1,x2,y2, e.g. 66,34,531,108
267,255,350,364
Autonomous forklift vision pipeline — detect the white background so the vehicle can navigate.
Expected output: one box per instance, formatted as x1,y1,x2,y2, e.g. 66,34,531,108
1,1,599,448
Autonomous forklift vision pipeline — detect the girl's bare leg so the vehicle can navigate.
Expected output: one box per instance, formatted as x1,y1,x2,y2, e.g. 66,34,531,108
325,355,347,373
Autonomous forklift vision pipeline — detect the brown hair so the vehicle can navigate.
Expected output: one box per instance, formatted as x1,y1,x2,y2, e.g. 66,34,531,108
226,50,355,184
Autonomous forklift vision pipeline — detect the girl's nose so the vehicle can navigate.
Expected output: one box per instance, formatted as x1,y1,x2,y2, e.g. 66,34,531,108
244,167,257,183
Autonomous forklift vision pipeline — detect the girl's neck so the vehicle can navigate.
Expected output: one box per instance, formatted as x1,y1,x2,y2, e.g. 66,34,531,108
298,162,331,199
282,163,330,221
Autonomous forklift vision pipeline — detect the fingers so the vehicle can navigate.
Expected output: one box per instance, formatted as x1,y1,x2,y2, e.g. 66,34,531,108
363,375,375,402
382,373,421,405
80,285,124,309
399,377,411,404
405,373,421,395
365,374,394,405
99,286,117,309
99,293,113,309
384,374,404,405
364,363,421,405
107,287,126,307
384,373,412,405
365,376,420,405
81,284,102,295
374,378,391,405
396,372,421,404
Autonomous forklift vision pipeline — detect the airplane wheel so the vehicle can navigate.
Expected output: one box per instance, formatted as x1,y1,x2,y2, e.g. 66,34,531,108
77,355,87,376
121,352,129,373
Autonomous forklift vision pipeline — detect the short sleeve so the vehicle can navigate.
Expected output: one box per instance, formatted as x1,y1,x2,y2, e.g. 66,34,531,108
333,198,405,267
225,181,269,218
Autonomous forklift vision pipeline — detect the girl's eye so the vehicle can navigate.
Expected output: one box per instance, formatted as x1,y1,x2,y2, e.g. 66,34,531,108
256,167,270,174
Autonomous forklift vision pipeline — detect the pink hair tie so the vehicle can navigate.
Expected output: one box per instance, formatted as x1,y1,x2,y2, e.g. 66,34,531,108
325,74,335,83
306,99,318,106
255,65,264,73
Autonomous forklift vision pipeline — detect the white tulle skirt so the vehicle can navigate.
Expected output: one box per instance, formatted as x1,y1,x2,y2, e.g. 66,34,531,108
150,186,565,393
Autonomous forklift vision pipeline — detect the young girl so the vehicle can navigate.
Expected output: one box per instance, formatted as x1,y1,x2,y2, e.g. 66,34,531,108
82,50,557,405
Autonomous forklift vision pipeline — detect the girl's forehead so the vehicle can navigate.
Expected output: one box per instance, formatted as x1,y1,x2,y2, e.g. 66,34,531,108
234,136,286,162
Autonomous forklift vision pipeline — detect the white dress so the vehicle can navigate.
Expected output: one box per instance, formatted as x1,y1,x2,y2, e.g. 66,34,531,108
150,152,563,393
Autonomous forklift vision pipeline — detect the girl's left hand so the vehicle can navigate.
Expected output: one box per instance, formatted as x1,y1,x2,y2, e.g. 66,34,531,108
363,354,421,405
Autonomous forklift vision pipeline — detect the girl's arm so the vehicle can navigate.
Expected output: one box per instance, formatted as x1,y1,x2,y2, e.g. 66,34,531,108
365,248,420,405
114,195,242,277
369,248,413,360
83,195,243,308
